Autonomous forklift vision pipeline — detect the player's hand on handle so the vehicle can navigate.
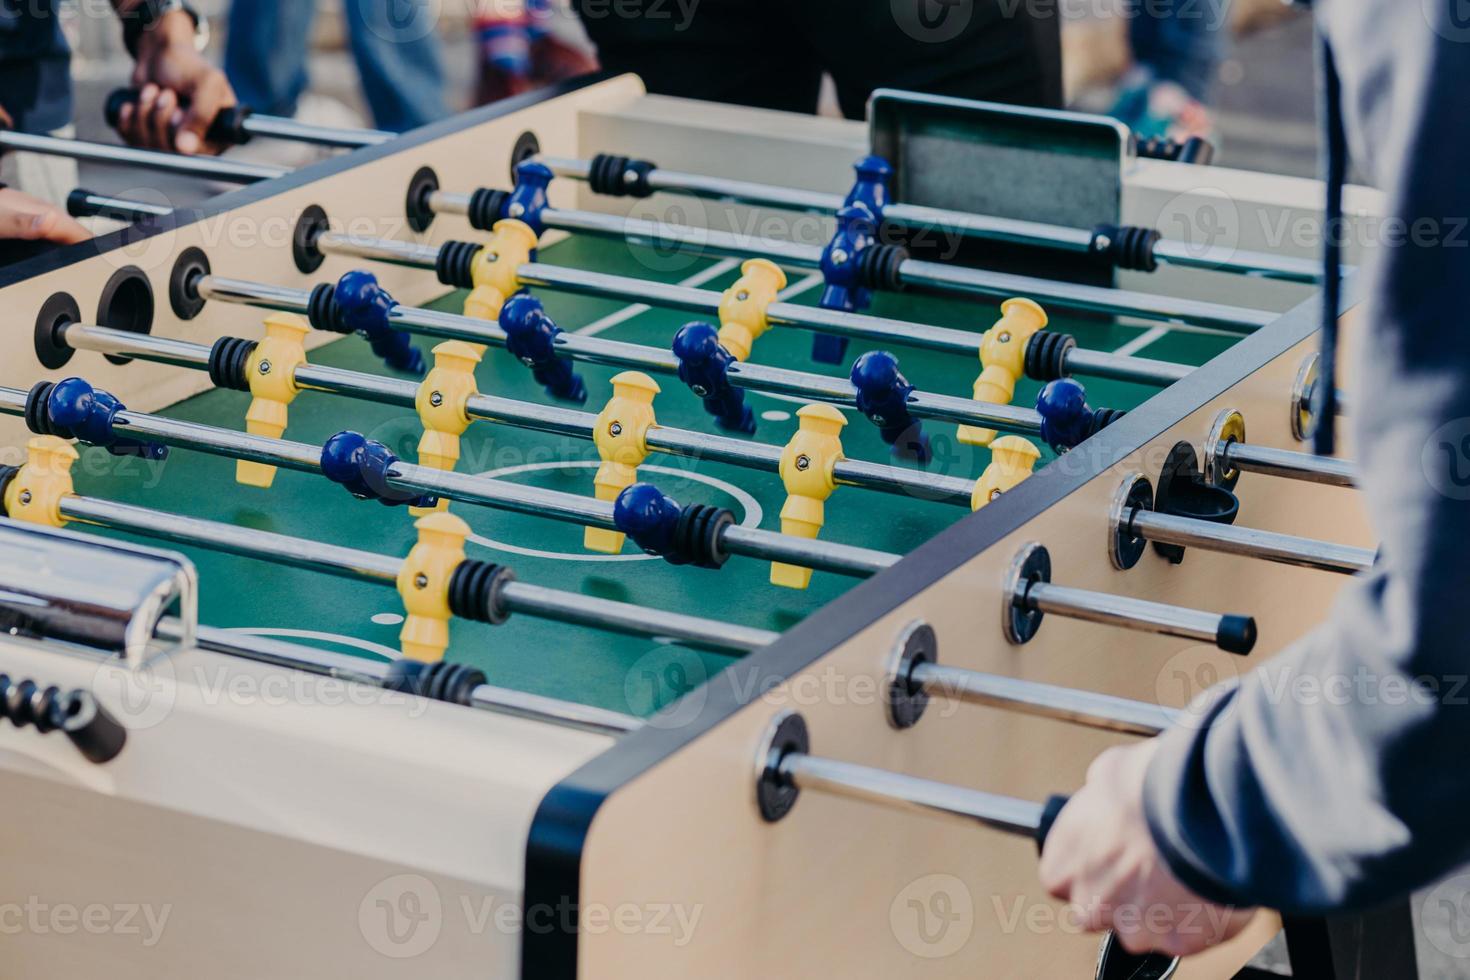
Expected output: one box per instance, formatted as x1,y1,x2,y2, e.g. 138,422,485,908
0,186,91,245
1037,741,1257,958
117,9,235,156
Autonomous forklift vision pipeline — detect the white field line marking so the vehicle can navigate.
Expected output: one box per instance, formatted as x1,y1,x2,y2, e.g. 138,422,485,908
574,257,740,336
1111,325,1169,357
227,627,403,660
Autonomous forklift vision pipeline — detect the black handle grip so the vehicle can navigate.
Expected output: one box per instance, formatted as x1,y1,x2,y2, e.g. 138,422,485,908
105,87,253,147
1035,793,1070,852
0,675,127,764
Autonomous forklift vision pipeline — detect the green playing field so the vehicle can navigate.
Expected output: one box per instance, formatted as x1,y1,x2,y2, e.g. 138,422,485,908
66,236,1239,717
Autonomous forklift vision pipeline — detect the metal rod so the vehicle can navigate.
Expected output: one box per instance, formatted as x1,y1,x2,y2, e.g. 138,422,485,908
235,113,391,149
0,131,286,183
425,194,1276,333
205,259,1042,438
60,323,978,509
1128,509,1375,574
1219,441,1357,488
1022,580,1253,651
60,495,401,583
910,662,1178,736
67,189,174,223
159,621,643,735
0,382,892,578
778,752,1044,836
509,262,1192,388
537,154,1323,284
55,491,766,656
499,582,775,653
898,258,1275,334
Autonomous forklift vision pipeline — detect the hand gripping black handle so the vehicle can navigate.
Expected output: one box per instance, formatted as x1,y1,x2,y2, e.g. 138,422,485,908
1034,794,1181,980
104,87,253,147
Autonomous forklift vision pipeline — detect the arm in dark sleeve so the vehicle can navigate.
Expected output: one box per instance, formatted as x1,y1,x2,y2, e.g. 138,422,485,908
1140,0,1470,915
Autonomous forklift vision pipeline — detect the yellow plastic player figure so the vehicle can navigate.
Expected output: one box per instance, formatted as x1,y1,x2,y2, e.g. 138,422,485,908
771,403,847,590
717,258,787,362
237,313,311,489
461,218,539,354
412,341,483,515
957,298,1048,448
396,510,472,662
4,436,77,528
970,435,1041,510
586,371,660,553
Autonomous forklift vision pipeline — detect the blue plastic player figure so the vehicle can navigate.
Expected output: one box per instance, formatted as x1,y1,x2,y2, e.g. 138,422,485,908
814,204,882,363
1035,378,1097,452
320,431,436,508
850,351,931,463
506,160,553,235
333,270,426,375
498,294,588,403
844,156,893,221
672,322,755,434
43,378,167,460
613,483,684,560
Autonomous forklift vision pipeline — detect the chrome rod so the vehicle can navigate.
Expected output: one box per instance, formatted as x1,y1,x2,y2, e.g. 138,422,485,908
59,495,402,583
899,258,1275,334
1128,509,1374,574
513,262,1191,387
428,192,1275,332
57,325,978,509
55,492,766,656
316,231,443,268
535,208,1277,333
237,113,391,149
195,261,1048,439
500,582,776,653
0,384,891,578
1022,580,1256,652
537,154,1322,284
169,622,642,735
910,662,1177,736
61,323,210,368
0,131,286,183
778,752,1044,836
67,189,174,223
1152,238,1322,282
1219,441,1357,488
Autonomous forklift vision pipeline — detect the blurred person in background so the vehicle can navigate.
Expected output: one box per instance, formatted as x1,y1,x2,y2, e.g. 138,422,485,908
1108,0,1229,143
568,0,1063,118
224,0,449,141
1,0,234,252
474,0,597,105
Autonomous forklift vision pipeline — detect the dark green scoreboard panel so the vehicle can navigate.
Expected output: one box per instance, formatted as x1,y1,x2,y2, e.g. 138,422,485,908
67,236,1235,716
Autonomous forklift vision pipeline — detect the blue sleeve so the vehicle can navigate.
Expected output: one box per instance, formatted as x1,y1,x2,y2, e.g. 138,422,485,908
1141,0,1470,915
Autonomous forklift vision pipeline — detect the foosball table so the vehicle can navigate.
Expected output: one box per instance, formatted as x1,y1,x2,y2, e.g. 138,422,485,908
0,75,1404,979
